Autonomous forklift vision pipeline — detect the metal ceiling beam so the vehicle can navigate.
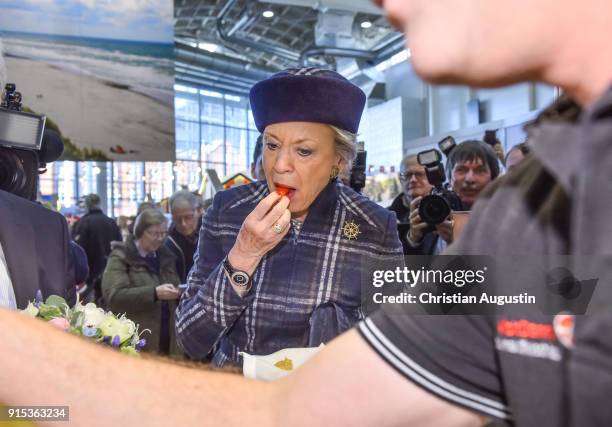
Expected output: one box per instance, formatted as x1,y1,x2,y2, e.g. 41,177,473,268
175,69,253,93
258,0,383,15
175,76,251,96
176,0,403,78
175,41,274,83
174,65,257,89
299,33,405,66
216,0,301,62
300,46,376,64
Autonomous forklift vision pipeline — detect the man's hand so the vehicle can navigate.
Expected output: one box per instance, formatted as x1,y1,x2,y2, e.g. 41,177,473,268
408,196,429,244
434,217,454,244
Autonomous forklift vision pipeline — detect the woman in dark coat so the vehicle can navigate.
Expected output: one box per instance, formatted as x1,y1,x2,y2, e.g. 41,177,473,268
102,209,180,354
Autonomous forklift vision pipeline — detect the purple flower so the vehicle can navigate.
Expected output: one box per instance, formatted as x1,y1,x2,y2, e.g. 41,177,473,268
111,335,121,347
102,336,111,344
137,338,146,349
35,290,43,304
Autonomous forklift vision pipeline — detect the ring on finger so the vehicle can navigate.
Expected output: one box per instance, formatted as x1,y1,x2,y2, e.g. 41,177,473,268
272,223,284,234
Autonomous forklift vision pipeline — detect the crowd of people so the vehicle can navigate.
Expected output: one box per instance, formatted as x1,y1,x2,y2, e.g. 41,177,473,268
58,189,207,355
1,0,612,425
55,122,525,360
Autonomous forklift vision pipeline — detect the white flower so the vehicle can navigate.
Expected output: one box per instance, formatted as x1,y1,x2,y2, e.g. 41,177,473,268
119,316,136,338
99,315,135,344
79,303,106,329
21,302,39,317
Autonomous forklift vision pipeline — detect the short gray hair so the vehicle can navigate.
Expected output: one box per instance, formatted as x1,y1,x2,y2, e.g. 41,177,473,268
133,209,167,239
169,190,199,212
400,154,418,171
330,125,357,174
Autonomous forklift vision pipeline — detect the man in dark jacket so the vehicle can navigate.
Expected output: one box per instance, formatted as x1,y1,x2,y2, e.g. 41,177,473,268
72,193,122,303
165,191,203,283
0,189,76,308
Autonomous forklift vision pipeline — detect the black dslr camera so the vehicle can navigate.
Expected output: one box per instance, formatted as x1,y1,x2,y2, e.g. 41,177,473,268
0,83,48,200
416,148,463,229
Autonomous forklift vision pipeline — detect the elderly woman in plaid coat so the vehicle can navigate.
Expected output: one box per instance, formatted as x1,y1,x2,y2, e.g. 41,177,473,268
176,68,403,366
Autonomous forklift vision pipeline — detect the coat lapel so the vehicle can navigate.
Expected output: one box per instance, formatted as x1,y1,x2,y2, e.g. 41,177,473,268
0,193,41,308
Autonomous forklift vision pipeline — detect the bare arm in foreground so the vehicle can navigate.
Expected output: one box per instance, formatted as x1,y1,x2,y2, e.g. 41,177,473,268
0,309,483,427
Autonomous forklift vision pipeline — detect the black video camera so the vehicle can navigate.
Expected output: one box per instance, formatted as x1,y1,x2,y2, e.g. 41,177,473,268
350,141,366,193
416,148,463,228
0,83,56,200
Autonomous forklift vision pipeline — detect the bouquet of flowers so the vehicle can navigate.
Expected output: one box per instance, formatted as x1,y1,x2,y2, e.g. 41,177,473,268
21,291,149,356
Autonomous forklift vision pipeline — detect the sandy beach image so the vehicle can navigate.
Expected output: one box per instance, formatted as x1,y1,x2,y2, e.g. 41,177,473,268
0,0,175,161
5,55,174,161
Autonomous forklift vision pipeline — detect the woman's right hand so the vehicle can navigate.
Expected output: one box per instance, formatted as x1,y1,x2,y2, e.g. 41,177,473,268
228,191,291,274
156,284,180,300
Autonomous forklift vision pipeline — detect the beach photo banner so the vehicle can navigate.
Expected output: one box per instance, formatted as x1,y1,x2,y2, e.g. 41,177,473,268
0,0,175,161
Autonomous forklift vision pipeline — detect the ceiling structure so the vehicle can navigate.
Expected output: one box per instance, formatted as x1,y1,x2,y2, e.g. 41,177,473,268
174,0,405,96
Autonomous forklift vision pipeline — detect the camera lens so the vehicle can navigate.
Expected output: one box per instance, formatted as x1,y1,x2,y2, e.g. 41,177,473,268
419,194,451,225
0,147,30,196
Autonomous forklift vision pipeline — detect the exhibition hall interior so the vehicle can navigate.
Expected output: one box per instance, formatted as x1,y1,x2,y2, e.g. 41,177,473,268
4,1,607,425
1,0,552,217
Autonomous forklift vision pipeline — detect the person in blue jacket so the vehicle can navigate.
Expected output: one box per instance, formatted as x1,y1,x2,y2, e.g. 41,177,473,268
176,68,403,366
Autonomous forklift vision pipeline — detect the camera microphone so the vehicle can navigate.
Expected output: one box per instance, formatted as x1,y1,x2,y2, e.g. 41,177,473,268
39,129,64,164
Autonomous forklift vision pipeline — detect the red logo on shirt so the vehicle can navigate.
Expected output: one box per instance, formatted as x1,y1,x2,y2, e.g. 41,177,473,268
553,314,575,348
496,319,556,341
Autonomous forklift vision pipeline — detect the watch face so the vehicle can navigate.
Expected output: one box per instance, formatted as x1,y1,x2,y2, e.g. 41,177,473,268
231,271,250,286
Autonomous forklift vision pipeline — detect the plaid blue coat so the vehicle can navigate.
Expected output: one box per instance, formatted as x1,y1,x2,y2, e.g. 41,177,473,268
176,180,403,366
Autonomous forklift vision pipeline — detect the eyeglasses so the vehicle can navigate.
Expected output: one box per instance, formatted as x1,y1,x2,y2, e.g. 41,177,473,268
399,171,426,181
145,229,167,239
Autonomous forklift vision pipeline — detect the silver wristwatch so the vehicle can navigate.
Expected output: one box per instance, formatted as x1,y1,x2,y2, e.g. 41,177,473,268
222,256,251,288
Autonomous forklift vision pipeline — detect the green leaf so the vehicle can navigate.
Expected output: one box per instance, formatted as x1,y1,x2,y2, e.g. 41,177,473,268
45,295,67,308
39,305,63,320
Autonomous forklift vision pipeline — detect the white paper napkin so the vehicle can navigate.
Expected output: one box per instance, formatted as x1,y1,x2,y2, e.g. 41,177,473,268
240,344,325,381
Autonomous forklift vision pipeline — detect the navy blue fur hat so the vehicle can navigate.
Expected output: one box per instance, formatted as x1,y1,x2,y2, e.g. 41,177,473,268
249,67,366,133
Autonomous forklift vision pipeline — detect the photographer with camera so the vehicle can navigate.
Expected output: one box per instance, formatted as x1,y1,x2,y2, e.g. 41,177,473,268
448,139,500,210
0,83,76,308
389,153,436,254
403,148,463,254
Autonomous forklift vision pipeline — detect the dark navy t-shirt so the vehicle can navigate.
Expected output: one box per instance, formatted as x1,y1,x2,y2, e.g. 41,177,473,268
359,90,612,426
